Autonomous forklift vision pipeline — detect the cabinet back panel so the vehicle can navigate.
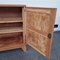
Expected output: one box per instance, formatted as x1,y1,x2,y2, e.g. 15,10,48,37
0,32,23,48
0,7,22,18
0,22,23,28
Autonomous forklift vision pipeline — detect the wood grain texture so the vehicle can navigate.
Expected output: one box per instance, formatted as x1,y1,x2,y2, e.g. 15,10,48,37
0,18,23,23
0,27,23,34
0,5,57,59
26,7,57,59
0,5,25,51
0,33,23,51
22,7,27,52
26,9,51,36
0,4,26,7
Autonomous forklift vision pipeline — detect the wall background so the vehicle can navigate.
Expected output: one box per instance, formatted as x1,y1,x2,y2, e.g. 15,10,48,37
0,0,60,31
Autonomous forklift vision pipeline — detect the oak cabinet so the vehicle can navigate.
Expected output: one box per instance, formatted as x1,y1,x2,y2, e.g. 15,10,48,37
0,5,57,59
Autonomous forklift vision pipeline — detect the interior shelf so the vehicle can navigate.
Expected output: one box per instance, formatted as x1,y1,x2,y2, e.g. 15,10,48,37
0,27,23,34
0,33,23,51
0,18,23,23
0,40,23,51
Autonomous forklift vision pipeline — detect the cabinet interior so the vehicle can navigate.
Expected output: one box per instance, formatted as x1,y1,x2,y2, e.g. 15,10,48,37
0,6,24,50
0,7,22,18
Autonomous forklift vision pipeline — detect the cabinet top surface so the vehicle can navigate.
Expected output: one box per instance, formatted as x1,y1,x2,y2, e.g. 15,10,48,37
0,4,57,9
0,4,26,7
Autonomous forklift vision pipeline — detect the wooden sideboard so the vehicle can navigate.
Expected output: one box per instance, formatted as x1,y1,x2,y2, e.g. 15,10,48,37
0,4,57,59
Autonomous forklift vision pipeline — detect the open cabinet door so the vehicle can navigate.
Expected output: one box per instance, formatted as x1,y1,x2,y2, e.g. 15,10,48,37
25,7,56,59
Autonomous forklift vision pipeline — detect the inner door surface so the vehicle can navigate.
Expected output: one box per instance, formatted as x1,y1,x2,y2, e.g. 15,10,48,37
26,7,56,59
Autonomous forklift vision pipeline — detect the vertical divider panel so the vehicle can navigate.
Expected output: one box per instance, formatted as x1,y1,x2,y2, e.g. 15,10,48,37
22,6,26,51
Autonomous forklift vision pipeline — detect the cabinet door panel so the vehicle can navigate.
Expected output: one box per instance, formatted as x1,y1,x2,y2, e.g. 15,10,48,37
26,7,56,59
27,29,51,57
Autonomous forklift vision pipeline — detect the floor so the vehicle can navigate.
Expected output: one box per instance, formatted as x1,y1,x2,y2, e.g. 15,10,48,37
0,31,60,60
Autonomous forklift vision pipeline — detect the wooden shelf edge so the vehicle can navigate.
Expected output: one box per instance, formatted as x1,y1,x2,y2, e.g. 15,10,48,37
0,18,23,23
0,43,23,51
0,27,23,34
0,20,23,23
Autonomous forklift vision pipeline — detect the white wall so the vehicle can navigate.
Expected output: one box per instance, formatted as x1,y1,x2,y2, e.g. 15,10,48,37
0,0,60,31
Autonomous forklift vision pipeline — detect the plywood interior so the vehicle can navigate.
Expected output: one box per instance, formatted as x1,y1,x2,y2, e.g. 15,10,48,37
0,22,23,27
0,22,23,34
0,6,24,51
0,7,23,24
0,18,23,23
0,32,23,48
0,7,22,18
